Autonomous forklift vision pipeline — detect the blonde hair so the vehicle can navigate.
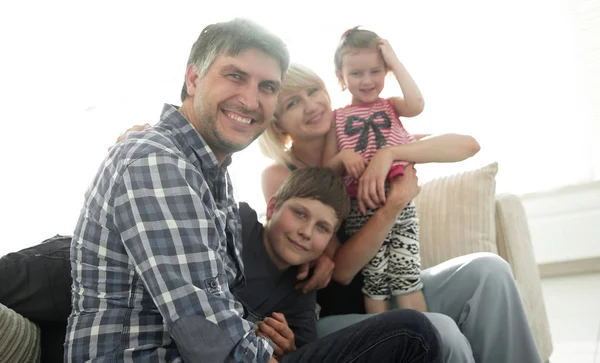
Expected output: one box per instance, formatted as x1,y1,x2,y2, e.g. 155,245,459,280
258,63,330,166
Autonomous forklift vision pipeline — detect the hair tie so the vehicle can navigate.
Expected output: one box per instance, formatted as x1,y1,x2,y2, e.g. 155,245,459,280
341,28,353,39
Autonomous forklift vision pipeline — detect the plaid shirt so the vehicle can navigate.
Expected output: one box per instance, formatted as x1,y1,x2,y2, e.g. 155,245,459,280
65,104,273,363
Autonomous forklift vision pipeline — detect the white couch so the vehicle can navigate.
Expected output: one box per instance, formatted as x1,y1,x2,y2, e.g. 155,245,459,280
414,162,553,361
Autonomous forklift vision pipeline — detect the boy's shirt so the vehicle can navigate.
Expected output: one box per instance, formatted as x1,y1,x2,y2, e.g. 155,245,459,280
236,202,318,347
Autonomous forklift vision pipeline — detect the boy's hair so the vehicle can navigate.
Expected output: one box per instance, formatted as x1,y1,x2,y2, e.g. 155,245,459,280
181,18,290,101
274,167,350,227
334,26,381,72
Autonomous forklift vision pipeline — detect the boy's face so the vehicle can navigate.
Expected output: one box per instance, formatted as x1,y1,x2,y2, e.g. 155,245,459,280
264,197,338,269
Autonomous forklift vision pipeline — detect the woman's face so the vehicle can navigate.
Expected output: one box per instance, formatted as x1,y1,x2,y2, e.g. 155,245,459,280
275,86,333,141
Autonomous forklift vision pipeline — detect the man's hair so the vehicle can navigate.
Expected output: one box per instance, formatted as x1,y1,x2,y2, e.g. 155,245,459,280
333,26,381,73
180,18,290,101
274,167,350,227
258,63,331,166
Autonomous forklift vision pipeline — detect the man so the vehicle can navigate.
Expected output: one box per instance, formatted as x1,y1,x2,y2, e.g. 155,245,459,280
61,18,441,363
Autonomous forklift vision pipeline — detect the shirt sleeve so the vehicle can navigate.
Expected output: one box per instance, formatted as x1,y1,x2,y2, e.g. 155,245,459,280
112,153,273,363
282,290,317,348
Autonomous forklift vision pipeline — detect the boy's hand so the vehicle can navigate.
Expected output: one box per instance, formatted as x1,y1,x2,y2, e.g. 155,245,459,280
295,254,334,293
357,147,394,215
378,39,401,69
340,150,368,180
256,313,296,357
386,164,420,211
108,123,151,151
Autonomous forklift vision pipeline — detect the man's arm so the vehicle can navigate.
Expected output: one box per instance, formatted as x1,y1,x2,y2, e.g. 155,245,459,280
114,153,273,363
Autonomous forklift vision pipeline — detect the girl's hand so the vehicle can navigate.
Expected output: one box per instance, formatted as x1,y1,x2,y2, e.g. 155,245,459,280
378,39,401,68
357,147,394,215
341,150,368,180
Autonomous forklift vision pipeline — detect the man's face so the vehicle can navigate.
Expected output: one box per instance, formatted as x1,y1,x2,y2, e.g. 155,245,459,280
264,197,338,269
186,49,282,160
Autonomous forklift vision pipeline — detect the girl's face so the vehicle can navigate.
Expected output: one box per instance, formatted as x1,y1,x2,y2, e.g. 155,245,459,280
275,86,333,141
338,48,386,104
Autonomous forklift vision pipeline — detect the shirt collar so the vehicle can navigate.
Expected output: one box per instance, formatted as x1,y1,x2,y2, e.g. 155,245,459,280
157,104,233,171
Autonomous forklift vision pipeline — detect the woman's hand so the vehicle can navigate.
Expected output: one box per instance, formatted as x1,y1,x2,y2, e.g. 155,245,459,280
108,123,151,151
356,147,394,215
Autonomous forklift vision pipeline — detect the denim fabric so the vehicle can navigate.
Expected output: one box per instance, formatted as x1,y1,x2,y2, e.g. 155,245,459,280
280,309,442,363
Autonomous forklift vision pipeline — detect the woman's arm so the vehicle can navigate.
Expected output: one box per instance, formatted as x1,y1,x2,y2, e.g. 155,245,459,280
261,164,292,202
356,133,480,214
386,133,480,164
332,164,420,285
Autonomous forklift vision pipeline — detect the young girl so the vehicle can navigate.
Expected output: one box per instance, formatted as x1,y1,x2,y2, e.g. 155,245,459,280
324,27,427,314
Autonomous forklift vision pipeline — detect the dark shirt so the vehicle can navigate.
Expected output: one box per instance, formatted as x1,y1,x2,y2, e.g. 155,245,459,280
236,203,317,347
283,163,365,318
316,226,367,317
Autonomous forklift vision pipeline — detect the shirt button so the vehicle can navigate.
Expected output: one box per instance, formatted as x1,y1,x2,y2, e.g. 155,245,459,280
210,281,218,288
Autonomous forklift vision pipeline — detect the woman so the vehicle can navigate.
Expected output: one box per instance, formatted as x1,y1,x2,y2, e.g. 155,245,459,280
257,63,543,363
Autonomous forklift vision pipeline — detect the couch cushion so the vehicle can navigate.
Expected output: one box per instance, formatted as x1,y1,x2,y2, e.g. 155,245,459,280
414,162,499,269
0,303,41,363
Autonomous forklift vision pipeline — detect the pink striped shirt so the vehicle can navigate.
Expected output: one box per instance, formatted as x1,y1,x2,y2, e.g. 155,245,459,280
335,98,415,197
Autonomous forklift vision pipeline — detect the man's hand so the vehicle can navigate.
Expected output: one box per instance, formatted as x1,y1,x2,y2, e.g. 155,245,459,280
108,123,151,151
295,254,334,293
357,147,394,215
256,313,296,357
340,150,368,180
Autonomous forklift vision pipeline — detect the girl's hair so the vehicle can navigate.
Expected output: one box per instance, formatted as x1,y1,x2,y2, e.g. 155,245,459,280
333,26,381,72
258,63,331,166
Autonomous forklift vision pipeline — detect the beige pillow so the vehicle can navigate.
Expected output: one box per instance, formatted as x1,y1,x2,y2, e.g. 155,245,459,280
414,162,499,269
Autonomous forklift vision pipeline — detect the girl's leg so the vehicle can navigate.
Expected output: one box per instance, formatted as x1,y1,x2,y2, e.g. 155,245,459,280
360,234,391,313
387,201,426,310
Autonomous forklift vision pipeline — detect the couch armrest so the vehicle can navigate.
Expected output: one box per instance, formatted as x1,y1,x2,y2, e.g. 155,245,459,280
495,193,553,360
0,303,41,362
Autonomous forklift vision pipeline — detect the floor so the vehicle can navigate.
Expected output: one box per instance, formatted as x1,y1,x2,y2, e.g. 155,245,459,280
541,272,600,363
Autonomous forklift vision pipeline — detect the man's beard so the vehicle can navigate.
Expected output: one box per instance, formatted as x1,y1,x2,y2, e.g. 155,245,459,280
196,102,264,156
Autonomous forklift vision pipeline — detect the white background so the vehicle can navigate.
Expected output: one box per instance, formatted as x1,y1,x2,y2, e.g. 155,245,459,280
0,0,598,256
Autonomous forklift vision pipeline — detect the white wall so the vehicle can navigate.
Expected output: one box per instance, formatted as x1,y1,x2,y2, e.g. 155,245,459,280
522,182,600,264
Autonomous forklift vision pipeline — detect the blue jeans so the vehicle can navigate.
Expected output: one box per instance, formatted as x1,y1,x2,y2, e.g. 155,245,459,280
281,309,442,363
